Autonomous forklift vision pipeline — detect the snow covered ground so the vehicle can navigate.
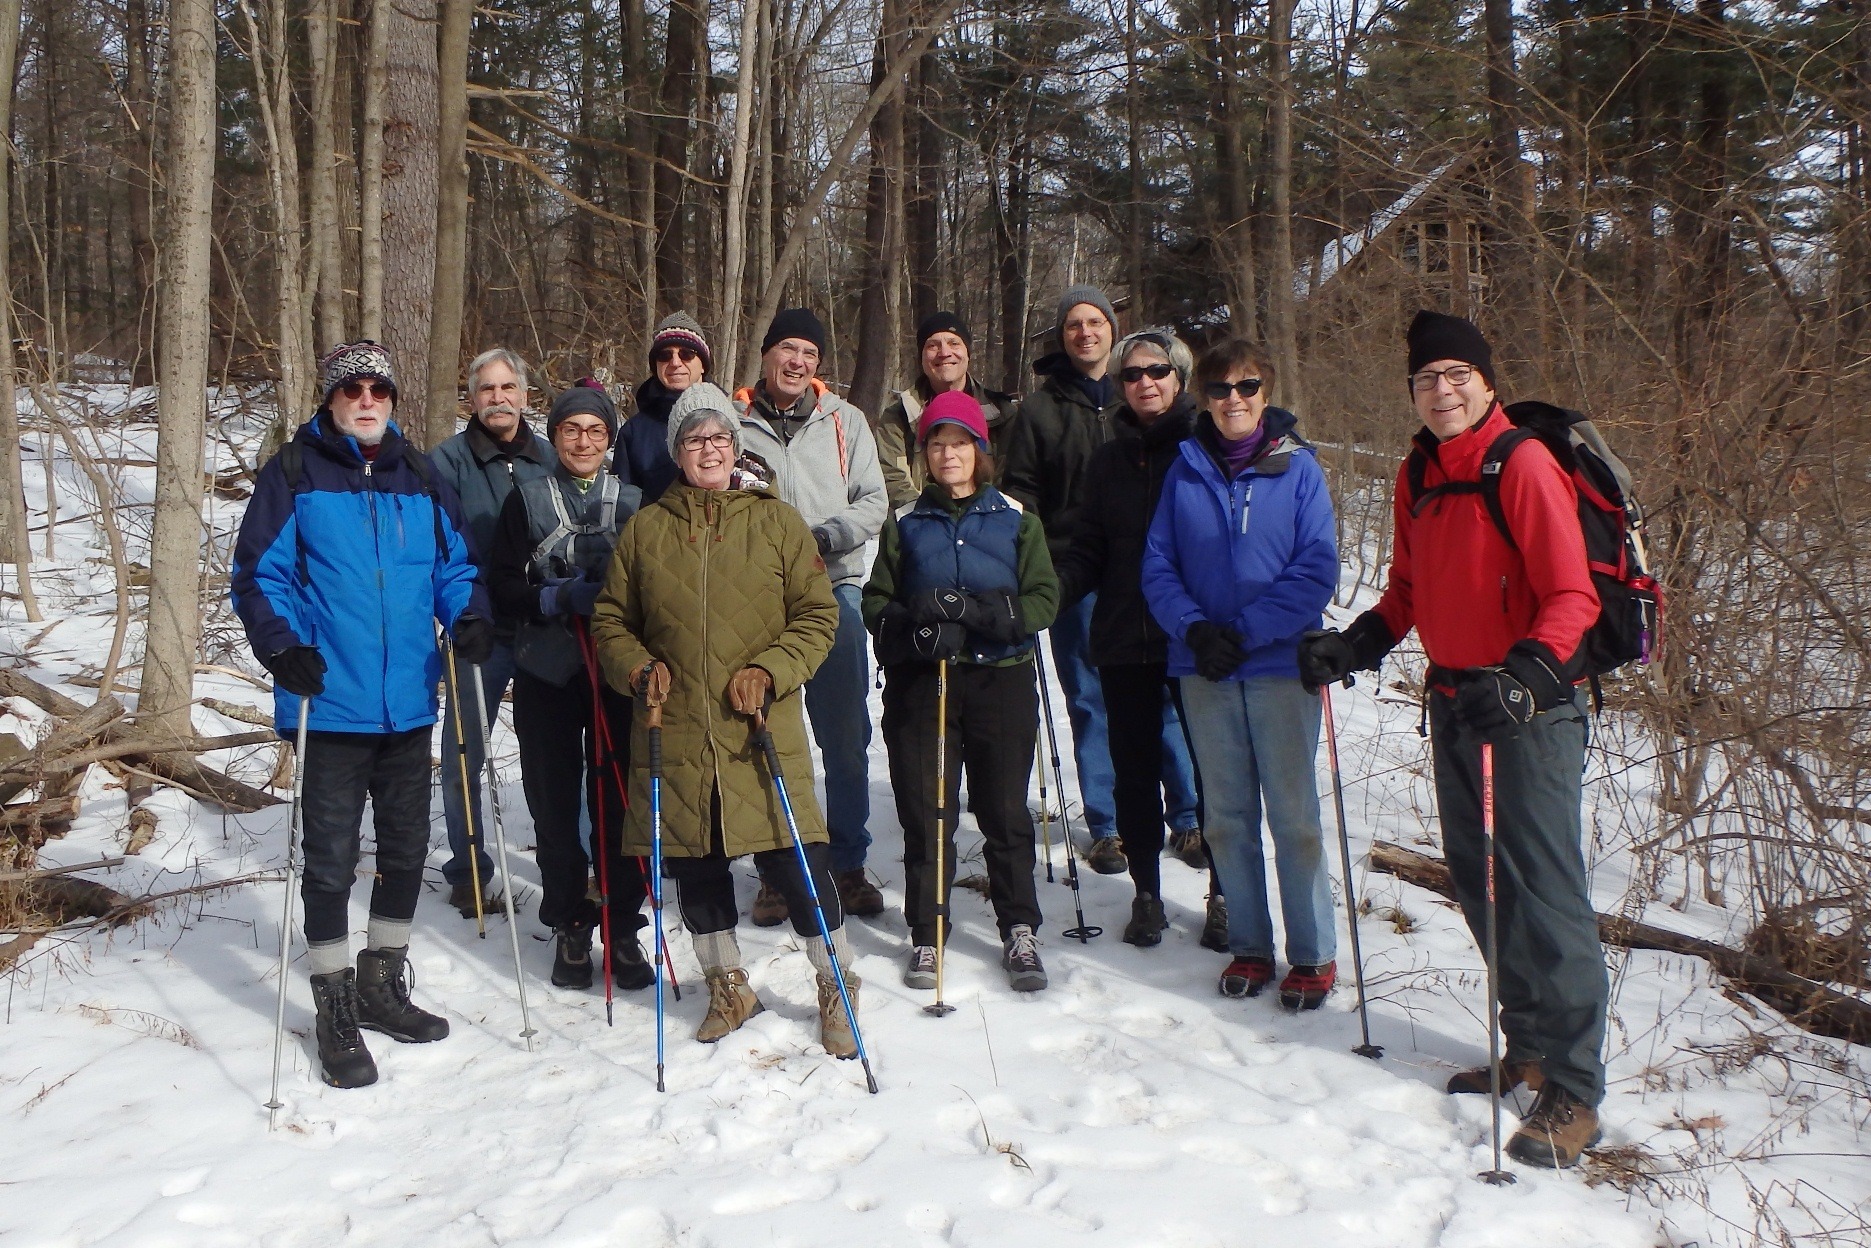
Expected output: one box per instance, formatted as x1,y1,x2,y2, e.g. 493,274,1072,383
2,388,1867,1247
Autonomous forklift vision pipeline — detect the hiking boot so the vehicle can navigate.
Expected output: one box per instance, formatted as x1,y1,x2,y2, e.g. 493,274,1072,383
1279,961,1337,1011
904,945,938,990
355,947,450,1043
1167,826,1208,869
1447,1059,1546,1097
750,881,789,927
309,969,378,1088
1200,894,1229,952
1505,1082,1603,1169
817,972,862,1059
1085,837,1128,875
448,880,511,920
551,922,595,989
1002,924,1047,992
1219,955,1275,998
608,924,656,992
1122,893,1167,947
836,869,886,919
696,967,763,1043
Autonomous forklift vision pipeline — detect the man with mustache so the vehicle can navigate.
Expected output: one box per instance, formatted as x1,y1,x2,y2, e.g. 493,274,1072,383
431,348,556,917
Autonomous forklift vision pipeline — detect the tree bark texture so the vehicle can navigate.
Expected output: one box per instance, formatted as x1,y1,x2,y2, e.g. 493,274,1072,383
719,0,763,383
426,0,472,447
654,0,706,315
359,0,389,340
1264,0,1302,415
308,0,347,351
380,0,440,440
0,0,36,617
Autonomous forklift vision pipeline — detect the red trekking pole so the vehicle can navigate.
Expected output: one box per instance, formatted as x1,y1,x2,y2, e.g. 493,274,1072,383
1477,740,1515,1186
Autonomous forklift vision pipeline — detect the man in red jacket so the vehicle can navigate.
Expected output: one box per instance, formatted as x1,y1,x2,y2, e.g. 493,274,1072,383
1299,311,1608,1170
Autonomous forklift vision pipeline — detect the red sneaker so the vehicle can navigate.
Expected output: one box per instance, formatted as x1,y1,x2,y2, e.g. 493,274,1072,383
1279,961,1337,1011
1219,956,1275,999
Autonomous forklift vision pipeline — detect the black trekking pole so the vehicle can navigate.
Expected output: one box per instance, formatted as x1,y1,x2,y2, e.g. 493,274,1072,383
470,669,536,1052
1033,642,1101,942
1035,740,1055,884
752,707,879,1094
264,696,311,1129
1477,740,1516,1186
926,659,956,1018
441,636,489,938
1320,683,1382,1060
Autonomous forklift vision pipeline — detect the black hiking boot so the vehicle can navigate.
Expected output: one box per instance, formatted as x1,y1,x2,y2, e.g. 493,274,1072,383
552,922,595,989
1199,894,1229,952
608,919,656,991
309,969,378,1089
1123,894,1167,947
355,947,450,1043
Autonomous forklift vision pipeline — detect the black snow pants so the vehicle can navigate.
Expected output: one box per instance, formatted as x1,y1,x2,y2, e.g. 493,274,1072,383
299,726,431,944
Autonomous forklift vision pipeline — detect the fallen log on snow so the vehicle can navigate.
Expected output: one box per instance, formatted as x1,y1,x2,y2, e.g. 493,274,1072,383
0,795,83,847
1369,840,1871,1047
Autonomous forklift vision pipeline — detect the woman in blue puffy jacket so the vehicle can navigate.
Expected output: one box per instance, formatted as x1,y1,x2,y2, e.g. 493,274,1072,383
1140,338,1340,1010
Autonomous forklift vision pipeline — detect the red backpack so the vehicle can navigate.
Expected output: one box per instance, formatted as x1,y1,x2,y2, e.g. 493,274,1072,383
1406,400,1663,691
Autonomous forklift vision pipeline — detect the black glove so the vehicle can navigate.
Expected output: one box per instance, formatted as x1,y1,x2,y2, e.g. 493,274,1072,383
565,575,603,616
1185,620,1248,682
909,587,969,626
961,589,1024,645
265,645,326,698
452,613,495,665
1296,630,1357,693
811,526,836,557
912,620,967,662
1451,666,1536,740
537,577,573,618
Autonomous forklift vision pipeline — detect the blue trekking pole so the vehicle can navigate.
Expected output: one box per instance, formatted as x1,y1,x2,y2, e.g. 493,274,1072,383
752,705,879,1094
646,698,669,1093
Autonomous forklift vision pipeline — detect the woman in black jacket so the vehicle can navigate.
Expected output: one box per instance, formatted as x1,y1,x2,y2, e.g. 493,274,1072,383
1053,327,1213,947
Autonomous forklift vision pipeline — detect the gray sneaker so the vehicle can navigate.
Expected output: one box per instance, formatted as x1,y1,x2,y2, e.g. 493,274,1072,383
904,945,938,990
1002,924,1047,992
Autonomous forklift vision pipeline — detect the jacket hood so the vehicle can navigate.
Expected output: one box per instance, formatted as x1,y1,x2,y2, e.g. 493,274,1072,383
303,412,413,468
464,414,549,465
1114,392,1199,451
1192,405,1302,475
633,376,680,423
904,376,1017,426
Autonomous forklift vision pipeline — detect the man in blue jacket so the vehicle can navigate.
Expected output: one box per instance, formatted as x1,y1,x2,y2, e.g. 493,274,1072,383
232,340,494,1090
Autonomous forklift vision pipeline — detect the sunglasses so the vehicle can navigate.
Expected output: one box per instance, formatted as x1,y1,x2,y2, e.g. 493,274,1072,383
1119,363,1176,384
1202,378,1263,401
339,380,393,401
654,346,700,365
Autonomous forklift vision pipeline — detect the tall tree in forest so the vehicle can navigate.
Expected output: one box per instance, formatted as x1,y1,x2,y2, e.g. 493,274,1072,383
1483,0,1541,357
381,0,440,439
1212,0,1257,340
427,0,472,444
655,0,707,315
142,0,217,739
240,0,313,430
0,0,38,620
720,0,764,380
308,0,347,350
851,0,909,421
360,0,388,339
1264,0,1302,413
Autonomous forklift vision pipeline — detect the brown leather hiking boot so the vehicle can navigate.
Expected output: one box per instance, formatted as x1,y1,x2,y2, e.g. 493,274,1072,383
1446,1058,1546,1096
835,869,885,918
750,881,789,927
1506,1082,1602,1169
696,967,763,1043
817,972,861,1059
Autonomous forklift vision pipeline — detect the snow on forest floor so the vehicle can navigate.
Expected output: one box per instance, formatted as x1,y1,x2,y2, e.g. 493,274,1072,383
2,387,1868,1247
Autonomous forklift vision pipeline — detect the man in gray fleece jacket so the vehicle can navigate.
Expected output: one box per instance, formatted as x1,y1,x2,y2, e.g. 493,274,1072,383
732,307,888,921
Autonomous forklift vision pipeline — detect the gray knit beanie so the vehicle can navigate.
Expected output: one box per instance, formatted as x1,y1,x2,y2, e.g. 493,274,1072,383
1055,285,1117,341
666,381,743,460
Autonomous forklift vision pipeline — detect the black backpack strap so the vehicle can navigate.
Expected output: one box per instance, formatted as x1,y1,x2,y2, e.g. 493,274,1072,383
401,446,451,556
1475,427,1538,550
275,442,311,586
1404,447,1428,510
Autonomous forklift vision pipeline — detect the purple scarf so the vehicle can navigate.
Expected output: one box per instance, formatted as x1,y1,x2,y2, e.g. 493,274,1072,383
1217,422,1267,477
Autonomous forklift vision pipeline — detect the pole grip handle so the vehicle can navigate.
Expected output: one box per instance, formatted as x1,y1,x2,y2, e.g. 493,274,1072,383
649,725,663,776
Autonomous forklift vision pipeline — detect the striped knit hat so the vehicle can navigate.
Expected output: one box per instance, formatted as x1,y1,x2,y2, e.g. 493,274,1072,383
318,340,398,406
650,311,712,374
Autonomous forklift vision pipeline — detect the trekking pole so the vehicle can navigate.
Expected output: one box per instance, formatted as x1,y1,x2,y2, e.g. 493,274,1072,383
441,637,488,938
753,707,879,1094
1035,740,1055,883
471,670,536,1052
647,699,669,1092
1477,740,1516,1186
927,660,956,1019
1033,642,1101,941
264,697,311,1129
1320,683,1382,1061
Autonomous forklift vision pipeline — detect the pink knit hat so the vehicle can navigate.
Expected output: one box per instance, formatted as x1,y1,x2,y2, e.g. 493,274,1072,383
916,391,990,450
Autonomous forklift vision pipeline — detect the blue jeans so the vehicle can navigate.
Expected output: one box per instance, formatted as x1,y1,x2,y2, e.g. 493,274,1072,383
805,583,873,873
1179,675,1334,966
438,642,516,888
1049,595,1200,840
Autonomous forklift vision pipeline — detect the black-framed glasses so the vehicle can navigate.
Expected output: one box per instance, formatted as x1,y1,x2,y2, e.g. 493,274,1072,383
1119,363,1176,384
1202,378,1263,401
1409,364,1477,392
339,380,393,401
678,432,735,452
654,346,700,365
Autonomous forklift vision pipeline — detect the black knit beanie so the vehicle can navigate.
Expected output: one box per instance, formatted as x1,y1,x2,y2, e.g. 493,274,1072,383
916,310,972,352
761,307,827,355
546,380,619,444
1406,310,1494,387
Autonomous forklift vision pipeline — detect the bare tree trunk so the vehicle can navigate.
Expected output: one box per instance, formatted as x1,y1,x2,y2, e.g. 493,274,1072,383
308,0,346,350
654,0,706,315
381,0,439,438
1125,0,1146,321
1484,0,1542,363
124,0,156,388
359,0,388,340
426,0,471,445
850,0,903,421
142,0,216,741
1215,0,1257,338
908,41,941,327
1264,0,1302,415
718,0,762,382
239,0,312,431
0,0,39,620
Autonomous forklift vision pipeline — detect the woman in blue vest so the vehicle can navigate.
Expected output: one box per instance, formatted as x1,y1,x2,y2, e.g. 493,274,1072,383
862,392,1060,992
487,382,649,993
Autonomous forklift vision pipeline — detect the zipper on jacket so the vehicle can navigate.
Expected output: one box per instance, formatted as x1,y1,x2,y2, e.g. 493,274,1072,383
1500,575,1508,614
363,460,392,731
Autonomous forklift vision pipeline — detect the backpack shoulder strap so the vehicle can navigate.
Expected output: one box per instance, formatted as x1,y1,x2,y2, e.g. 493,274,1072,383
1404,446,1429,509
1476,427,1538,551
401,445,451,555
275,442,310,585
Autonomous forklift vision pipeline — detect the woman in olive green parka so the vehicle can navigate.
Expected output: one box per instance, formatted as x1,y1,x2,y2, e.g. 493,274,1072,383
591,381,862,1056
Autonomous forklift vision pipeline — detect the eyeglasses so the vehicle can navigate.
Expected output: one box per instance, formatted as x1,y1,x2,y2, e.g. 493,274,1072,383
1409,365,1478,392
339,380,393,401
654,346,700,365
557,424,611,444
1202,378,1263,401
1119,363,1176,384
678,433,735,452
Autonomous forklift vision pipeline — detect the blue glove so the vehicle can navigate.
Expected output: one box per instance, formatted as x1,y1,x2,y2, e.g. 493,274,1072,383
566,575,603,616
538,577,573,617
